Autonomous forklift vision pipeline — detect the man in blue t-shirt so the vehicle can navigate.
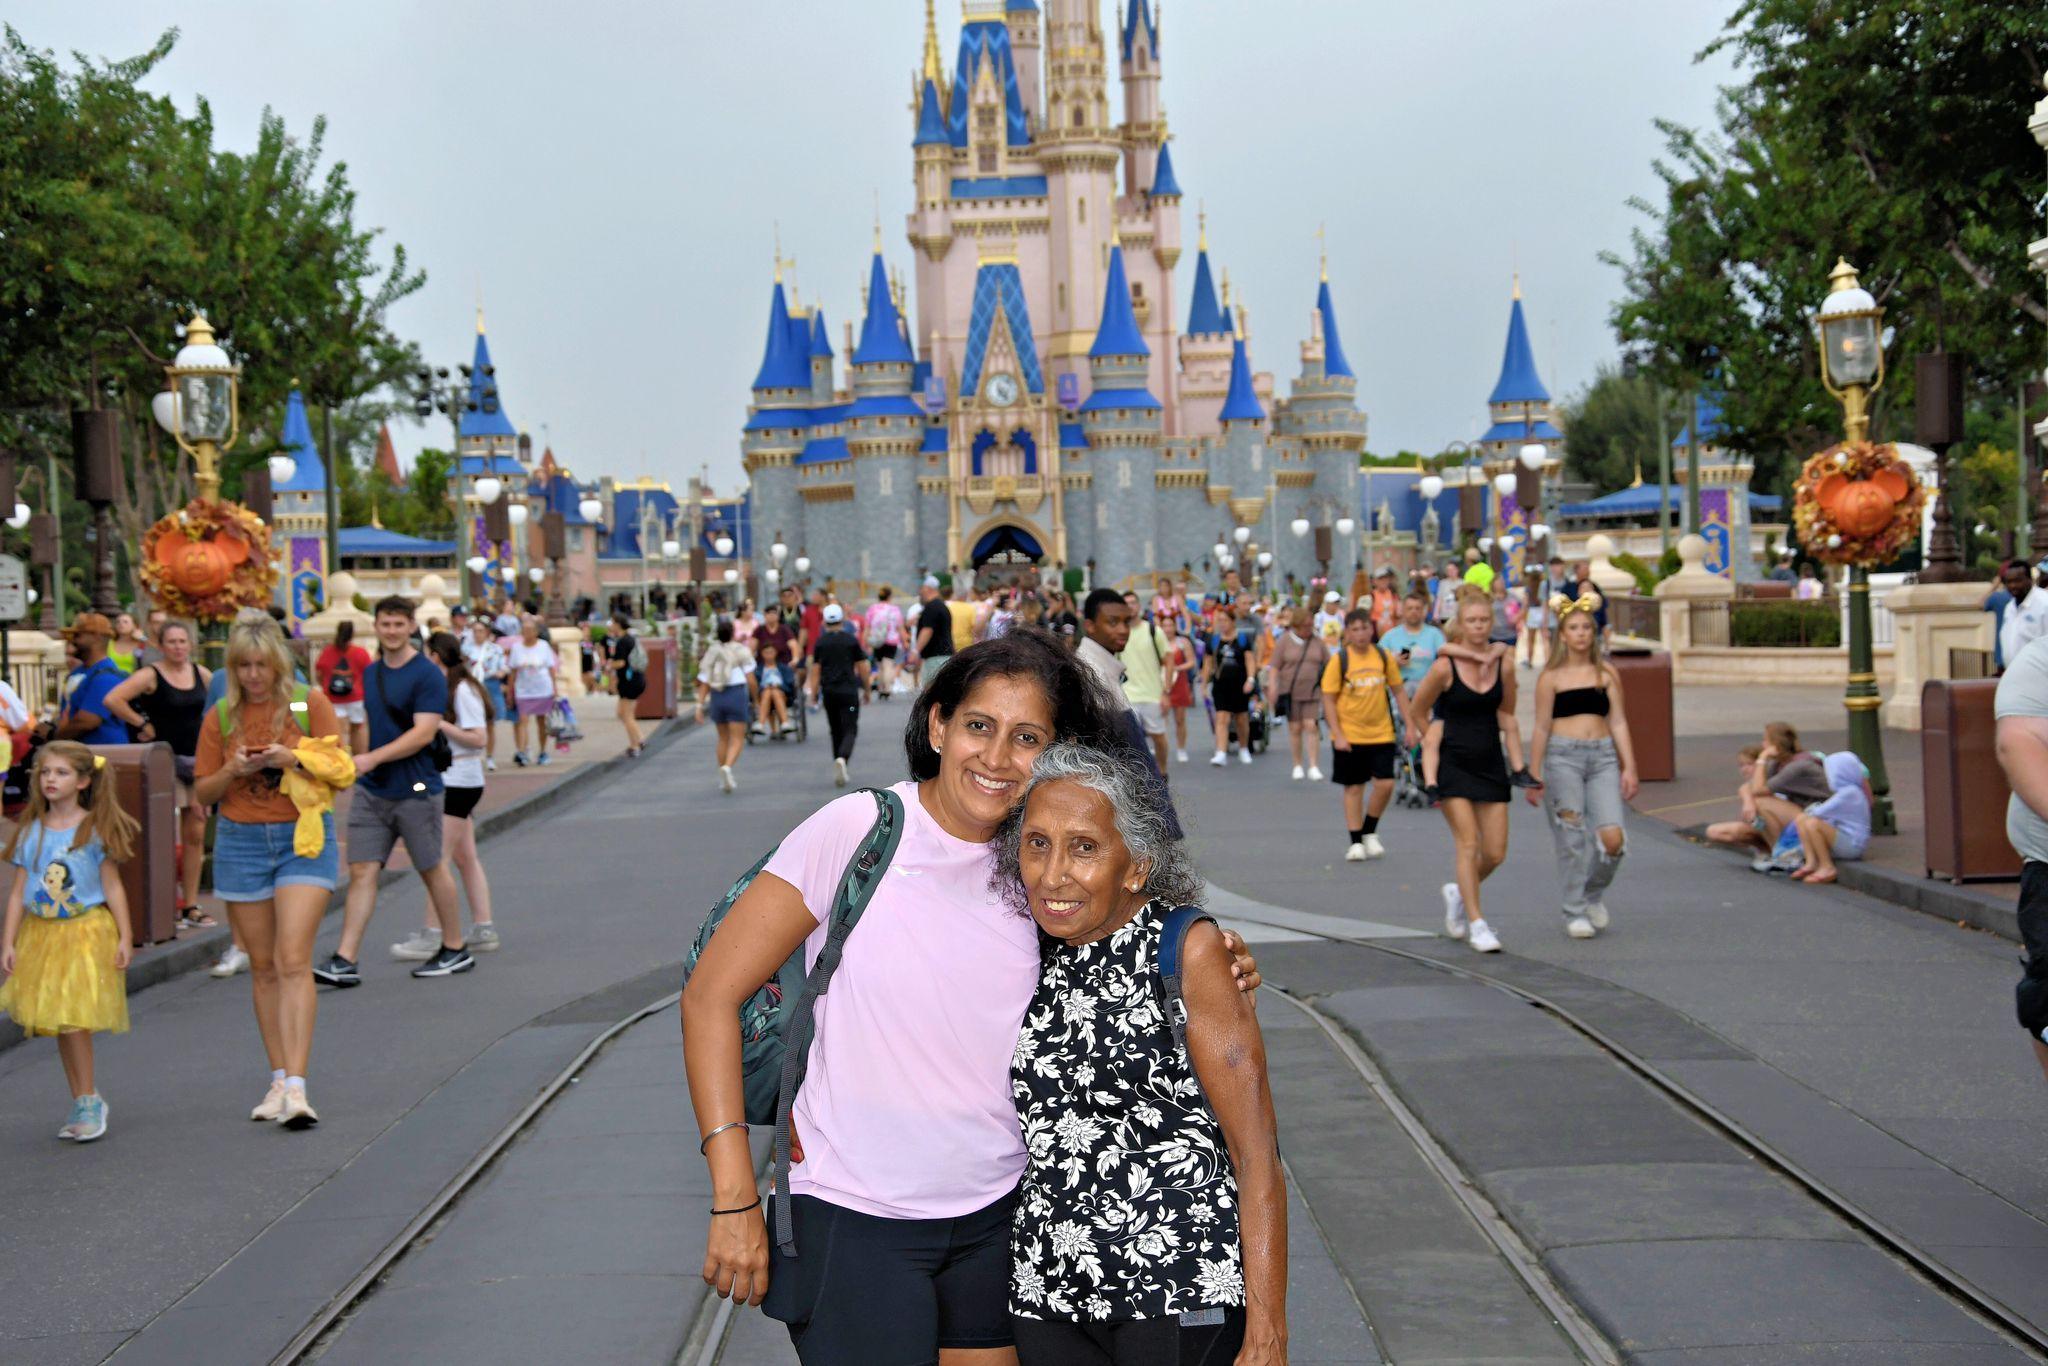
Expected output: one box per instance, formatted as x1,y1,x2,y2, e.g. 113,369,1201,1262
51,613,131,745
315,596,472,987
1379,590,1446,694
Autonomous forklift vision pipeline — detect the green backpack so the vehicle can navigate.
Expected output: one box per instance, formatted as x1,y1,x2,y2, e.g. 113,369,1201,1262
680,786,905,1255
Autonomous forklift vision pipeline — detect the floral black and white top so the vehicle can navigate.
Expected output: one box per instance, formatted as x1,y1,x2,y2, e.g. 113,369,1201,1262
1009,900,1244,1323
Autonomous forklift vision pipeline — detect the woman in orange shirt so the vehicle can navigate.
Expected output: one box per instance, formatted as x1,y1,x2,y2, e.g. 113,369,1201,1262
194,617,345,1131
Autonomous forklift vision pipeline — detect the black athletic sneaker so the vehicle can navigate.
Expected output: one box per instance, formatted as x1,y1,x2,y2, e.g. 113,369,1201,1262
312,954,361,988
410,945,475,978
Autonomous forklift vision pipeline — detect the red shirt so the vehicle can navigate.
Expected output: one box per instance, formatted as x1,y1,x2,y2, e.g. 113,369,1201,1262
801,604,825,654
315,643,371,704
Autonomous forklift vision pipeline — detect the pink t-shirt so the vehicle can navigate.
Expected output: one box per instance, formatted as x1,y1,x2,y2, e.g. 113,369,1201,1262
763,780,1040,1220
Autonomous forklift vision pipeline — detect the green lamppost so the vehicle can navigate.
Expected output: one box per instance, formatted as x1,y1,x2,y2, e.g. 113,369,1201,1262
1813,258,1896,835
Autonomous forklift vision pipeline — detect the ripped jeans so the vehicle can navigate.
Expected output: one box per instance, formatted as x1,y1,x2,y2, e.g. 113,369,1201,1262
1543,736,1627,918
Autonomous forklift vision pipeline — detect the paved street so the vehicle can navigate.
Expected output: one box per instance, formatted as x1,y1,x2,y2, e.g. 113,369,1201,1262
2,706,2044,1364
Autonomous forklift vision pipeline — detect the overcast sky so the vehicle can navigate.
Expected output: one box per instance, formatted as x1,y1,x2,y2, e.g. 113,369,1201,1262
18,1,1736,493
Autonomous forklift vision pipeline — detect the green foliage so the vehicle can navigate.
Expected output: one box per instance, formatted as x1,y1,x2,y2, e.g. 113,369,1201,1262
1730,600,1840,648
1558,365,1675,494
1657,546,1682,580
1604,2,2047,496
1609,552,1662,595
0,25,424,598
1361,450,1432,469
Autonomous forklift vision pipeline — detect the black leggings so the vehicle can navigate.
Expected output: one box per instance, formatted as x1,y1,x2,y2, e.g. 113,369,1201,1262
1011,1309,1245,1365
822,689,860,762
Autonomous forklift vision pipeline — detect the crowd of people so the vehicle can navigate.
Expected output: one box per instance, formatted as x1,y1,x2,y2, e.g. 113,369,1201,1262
0,595,597,1141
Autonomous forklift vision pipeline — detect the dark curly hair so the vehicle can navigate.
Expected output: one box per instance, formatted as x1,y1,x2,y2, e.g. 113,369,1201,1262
903,627,1121,781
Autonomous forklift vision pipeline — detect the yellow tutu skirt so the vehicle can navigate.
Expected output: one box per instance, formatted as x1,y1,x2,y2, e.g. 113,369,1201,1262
0,908,129,1037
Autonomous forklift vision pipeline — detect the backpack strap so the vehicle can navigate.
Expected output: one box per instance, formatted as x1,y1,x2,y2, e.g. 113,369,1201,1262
216,682,314,737
772,786,906,1258
1156,905,1217,1065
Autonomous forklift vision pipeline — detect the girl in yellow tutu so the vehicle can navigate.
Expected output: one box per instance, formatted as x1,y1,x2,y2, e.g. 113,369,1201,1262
0,741,139,1143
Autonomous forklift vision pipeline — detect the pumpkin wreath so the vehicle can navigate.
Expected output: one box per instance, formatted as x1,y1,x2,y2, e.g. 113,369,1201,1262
139,498,280,622
1791,441,1925,568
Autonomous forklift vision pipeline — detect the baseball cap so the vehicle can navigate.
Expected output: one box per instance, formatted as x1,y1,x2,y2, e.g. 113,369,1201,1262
822,604,845,624
921,574,941,589
1323,591,1341,604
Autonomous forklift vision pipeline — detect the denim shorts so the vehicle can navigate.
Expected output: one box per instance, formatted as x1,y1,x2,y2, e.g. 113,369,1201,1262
707,683,750,726
214,814,339,901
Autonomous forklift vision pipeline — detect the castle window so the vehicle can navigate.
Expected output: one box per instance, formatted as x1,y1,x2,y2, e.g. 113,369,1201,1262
1072,103,1085,130
1057,282,1066,314
1132,282,1145,305
1077,197,1086,224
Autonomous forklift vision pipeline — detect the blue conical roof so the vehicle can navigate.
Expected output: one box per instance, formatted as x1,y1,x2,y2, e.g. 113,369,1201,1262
853,252,916,366
1488,295,1549,404
752,281,812,390
274,388,326,492
913,77,948,147
1149,142,1182,198
1220,334,1264,423
810,309,834,359
1186,248,1225,336
1316,279,1353,380
1089,243,1150,359
460,330,517,438
1122,0,1158,61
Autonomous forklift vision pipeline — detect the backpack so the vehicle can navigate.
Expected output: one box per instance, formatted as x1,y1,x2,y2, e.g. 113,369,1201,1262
627,634,648,674
325,649,355,699
680,786,906,1256
216,683,314,739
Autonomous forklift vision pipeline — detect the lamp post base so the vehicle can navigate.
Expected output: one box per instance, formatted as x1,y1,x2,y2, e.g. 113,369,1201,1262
1845,567,1897,836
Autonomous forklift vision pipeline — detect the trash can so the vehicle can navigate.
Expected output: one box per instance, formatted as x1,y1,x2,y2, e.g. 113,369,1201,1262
635,637,678,721
1921,679,2021,883
94,742,178,946
1607,647,1674,782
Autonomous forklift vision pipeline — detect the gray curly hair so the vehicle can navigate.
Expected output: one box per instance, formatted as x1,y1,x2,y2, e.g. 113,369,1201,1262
990,741,1205,917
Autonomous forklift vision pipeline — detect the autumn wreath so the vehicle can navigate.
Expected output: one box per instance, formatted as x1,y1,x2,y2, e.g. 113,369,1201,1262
139,498,280,622
1791,441,1925,568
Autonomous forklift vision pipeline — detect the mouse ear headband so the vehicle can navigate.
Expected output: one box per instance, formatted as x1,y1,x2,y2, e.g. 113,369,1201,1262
1550,589,1604,617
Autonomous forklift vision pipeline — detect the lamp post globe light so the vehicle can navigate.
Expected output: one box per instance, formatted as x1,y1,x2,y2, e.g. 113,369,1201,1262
1290,517,1311,538
1232,525,1251,546
1257,551,1273,569
528,566,545,584
475,476,503,505
794,553,811,576
662,538,682,560
1418,474,1445,502
268,453,298,484
508,502,530,527
714,534,735,558
579,495,603,522
466,555,488,575
164,314,241,502
1335,515,1356,537
723,568,740,584
1518,442,1547,472
1492,471,1518,497
770,537,788,566
1813,256,1895,834
1213,540,1229,562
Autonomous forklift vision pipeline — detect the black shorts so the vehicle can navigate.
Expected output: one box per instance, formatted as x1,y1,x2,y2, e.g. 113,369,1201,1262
442,785,484,820
616,669,647,701
1012,1309,1245,1366
1213,674,1249,714
872,643,899,661
1331,742,1397,786
764,1189,1017,1364
2016,861,2048,1039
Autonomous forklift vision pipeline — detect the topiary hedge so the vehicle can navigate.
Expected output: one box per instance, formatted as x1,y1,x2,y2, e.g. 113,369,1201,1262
1730,600,1840,648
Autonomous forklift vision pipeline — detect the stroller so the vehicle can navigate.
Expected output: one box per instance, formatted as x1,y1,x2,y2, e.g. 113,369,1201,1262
1392,683,1431,808
1245,691,1270,756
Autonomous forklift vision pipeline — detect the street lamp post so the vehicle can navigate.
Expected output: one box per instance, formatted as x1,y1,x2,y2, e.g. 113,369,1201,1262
1814,257,1895,835
164,314,242,504
410,360,502,606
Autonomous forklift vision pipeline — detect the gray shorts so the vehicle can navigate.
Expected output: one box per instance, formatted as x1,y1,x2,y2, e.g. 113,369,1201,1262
346,788,446,870
1130,700,1167,737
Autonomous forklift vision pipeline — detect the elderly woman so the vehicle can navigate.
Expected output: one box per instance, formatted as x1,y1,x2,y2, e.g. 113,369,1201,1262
682,630,1260,1366
994,742,1286,1365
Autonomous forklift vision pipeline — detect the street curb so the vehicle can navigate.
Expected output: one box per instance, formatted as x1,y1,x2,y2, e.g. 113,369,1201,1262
1675,820,2019,943
0,714,695,1056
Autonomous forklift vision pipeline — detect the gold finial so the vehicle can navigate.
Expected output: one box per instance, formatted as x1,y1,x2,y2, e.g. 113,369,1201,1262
1511,271,1521,301
1197,201,1207,252
1317,222,1327,283
370,495,384,529
773,222,786,283
1629,455,1644,489
922,0,945,101
873,191,883,252
1827,257,1862,294
1221,268,1232,310
1111,223,1122,249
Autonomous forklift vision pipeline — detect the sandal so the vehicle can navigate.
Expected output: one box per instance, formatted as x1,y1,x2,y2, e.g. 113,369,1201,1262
178,907,218,929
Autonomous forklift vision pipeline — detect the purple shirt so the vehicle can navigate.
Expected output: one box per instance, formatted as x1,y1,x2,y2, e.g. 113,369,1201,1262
764,781,1039,1220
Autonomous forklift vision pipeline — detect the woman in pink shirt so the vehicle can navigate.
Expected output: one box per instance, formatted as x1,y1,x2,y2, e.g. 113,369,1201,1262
683,630,1258,1365
864,586,907,701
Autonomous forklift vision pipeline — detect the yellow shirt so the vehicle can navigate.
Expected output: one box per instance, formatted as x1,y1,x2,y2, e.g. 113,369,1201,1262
1320,644,1406,745
947,599,976,649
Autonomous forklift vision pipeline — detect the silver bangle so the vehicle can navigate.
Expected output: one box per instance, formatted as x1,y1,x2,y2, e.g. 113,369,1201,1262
698,1120,749,1155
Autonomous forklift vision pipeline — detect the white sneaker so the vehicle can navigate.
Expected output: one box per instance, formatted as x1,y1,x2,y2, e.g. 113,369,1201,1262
277,1086,319,1130
485,757,497,773
1442,882,1468,940
469,925,501,952
210,947,250,979
1468,918,1502,953
389,929,440,962
1176,749,1189,763
1238,749,1253,766
1363,834,1386,859
834,757,849,788
1307,765,1324,781
1565,916,1597,940
1210,752,1227,767
1291,765,1305,781
719,764,736,793
251,1080,289,1121
1345,842,1367,862
1586,902,1610,930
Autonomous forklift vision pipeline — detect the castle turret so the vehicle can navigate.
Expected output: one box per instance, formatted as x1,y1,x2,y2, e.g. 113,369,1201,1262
1481,280,1561,461
1079,239,1162,588
809,310,835,402
1178,216,1234,436
1119,0,1163,196
840,250,924,592
1272,260,1366,584
742,274,812,594
1007,0,1042,126
272,388,330,631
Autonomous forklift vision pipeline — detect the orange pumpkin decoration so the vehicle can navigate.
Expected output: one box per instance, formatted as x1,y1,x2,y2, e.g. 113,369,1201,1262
1815,463,1912,538
161,532,252,598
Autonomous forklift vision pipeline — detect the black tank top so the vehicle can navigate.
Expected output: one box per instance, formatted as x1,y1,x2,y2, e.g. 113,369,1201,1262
1552,685,1611,719
1437,660,1502,722
138,664,207,757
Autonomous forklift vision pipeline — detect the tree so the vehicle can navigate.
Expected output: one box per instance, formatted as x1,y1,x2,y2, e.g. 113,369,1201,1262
1557,365,1674,495
0,26,424,602
1606,2,2046,495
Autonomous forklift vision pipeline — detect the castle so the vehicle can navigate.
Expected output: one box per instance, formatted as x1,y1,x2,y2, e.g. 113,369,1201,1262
743,0,1366,596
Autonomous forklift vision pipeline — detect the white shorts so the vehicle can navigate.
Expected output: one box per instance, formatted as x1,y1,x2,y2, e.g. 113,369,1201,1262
334,700,367,725
1130,701,1167,737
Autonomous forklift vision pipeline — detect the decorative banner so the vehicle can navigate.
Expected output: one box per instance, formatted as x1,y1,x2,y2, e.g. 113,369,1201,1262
1792,441,1925,568
288,536,325,630
924,376,947,414
1056,373,1081,410
1698,489,1732,577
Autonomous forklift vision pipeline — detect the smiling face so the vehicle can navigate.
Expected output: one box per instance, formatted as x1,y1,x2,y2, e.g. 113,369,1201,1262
924,673,1055,840
373,610,414,654
1017,778,1149,946
1086,600,1132,654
